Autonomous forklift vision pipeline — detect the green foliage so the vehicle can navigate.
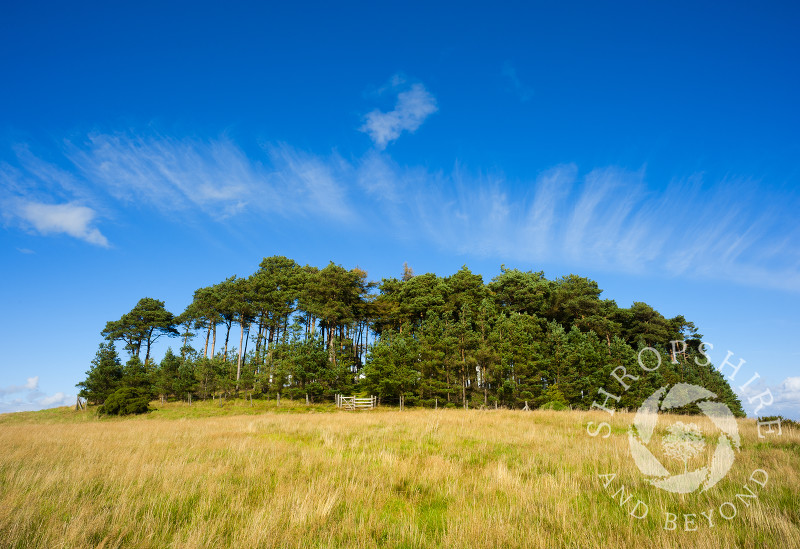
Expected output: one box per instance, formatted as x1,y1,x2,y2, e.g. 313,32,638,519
122,356,154,394
362,327,420,402
80,258,746,416
542,385,568,407
759,415,799,429
155,348,181,398
77,342,123,405
98,387,152,416
102,297,178,361
539,400,569,411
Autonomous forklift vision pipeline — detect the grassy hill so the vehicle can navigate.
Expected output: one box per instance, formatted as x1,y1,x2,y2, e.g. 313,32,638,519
1,402,797,548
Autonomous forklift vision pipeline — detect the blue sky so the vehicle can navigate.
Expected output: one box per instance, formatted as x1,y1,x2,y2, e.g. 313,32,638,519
1,1,798,418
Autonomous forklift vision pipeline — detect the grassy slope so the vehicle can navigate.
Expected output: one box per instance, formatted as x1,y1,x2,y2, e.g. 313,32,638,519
0,402,797,548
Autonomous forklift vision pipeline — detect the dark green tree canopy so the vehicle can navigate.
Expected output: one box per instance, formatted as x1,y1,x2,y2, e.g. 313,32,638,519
80,258,744,417
77,342,123,405
98,387,152,416
102,297,178,362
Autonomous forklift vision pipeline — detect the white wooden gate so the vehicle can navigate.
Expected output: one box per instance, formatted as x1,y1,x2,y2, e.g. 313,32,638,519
335,395,376,410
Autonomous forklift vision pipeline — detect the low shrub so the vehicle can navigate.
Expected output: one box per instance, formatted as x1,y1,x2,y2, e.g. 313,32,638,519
539,401,569,411
98,387,152,416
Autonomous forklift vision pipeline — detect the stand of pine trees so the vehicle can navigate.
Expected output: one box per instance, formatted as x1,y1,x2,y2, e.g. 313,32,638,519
78,256,745,416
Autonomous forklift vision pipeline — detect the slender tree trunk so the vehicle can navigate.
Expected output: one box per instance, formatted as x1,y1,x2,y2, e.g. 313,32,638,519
267,323,275,364
236,319,245,386
354,322,364,365
145,328,154,363
211,323,217,358
223,322,231,361
462,371,466,407
242,325,250,366
484,366,488,405
204,323,211,358
254,315,264,364
327,323,335,364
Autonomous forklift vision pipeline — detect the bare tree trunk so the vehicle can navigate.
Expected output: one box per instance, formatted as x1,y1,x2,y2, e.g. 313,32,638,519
204,324,211,358
484,366,488,406
254,315,264,363
267,323,275,363
327,323,335,363
211,324,217,358
354,322,364,364
242,325,251,369
236,319,245,386
223,322,231,361
145,327,154,363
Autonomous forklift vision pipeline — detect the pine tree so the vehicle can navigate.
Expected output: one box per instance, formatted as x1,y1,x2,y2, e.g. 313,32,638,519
77,342,123,405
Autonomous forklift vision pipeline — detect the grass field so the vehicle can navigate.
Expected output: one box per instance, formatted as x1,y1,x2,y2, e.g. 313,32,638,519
1,401,798,548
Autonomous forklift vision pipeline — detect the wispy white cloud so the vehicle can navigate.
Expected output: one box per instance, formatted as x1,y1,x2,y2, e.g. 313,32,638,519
3,133,356,236
0,376,38,397
1,154,110,246
355,158,800,292
4,200,109,247
772,376,800,417
502,61,534,102
69,133,355,222
39,392,69,407
21,201,108,246
0,376,73,414
68,133,262,218
2,119,798,292
360,78,438,149
266,144,354,221
736,375,800,420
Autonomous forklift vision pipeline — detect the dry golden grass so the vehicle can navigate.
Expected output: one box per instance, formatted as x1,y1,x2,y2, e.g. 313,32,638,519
0,403,798,548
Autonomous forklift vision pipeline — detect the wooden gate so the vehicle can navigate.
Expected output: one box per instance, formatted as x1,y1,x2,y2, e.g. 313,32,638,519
336,395,376,410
